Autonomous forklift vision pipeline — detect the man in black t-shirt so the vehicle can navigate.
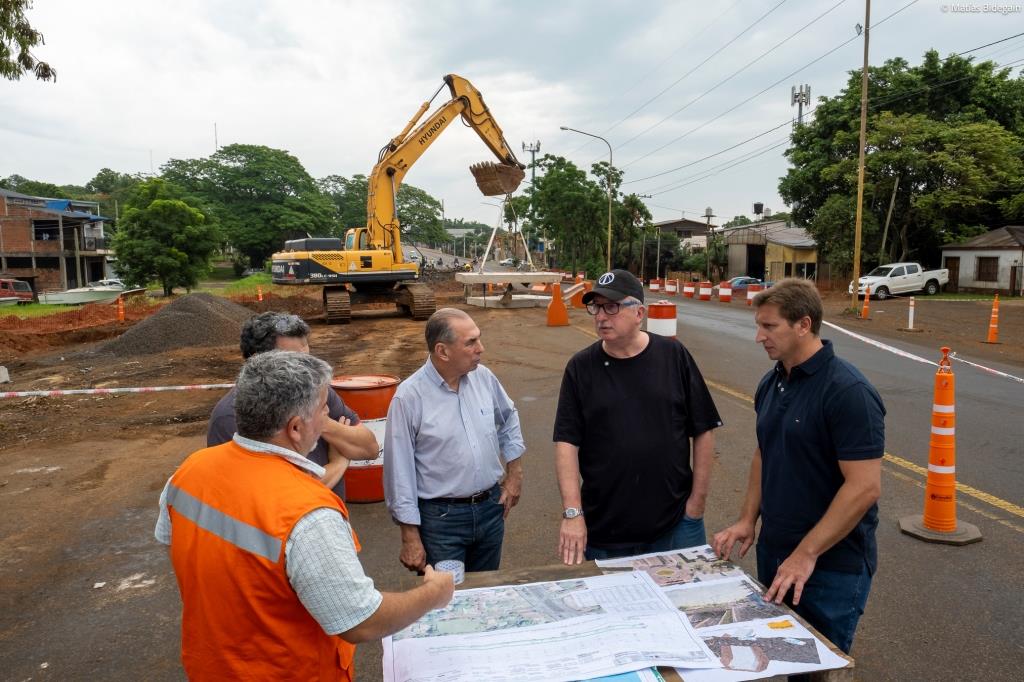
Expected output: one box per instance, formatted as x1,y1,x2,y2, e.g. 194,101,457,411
207,312,379,500
553,269,722,564
713,279,884,654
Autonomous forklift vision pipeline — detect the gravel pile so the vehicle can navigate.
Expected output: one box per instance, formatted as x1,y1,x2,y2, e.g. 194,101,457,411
100,293,253,356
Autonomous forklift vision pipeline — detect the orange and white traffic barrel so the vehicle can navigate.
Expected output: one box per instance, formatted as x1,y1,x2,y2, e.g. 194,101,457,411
650,278,662,292
746,283,762,305
718,281,732,303
682,282,695,298
698,281,712,301
665,279,678,295
646,300,676,338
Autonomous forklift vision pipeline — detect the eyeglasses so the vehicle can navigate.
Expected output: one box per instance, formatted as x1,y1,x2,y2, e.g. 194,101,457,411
586,301,640,316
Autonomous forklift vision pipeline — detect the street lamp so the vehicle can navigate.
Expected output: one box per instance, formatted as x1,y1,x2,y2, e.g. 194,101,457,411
704,207,716,280
560,126,613,272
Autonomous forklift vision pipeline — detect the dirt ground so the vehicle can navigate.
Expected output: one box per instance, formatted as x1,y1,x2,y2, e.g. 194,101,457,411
0,277,1020,679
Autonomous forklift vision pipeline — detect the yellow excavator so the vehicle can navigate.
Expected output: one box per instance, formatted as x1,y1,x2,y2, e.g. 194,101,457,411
271,74,525,323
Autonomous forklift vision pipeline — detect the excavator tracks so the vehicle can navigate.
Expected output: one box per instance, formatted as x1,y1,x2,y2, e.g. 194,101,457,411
323,287,352,325
400,283,436,321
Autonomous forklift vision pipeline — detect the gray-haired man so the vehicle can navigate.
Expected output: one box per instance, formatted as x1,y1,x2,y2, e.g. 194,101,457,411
156,351,453,680
208,312,378,498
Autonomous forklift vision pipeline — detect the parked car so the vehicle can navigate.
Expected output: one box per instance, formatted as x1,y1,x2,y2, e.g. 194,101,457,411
498,258,515,267
715,276,773,291
849,262,948,299
406,251,421,262
0,278,34,303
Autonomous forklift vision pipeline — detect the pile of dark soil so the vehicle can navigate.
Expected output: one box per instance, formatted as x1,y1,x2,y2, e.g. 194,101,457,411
98,293,253,356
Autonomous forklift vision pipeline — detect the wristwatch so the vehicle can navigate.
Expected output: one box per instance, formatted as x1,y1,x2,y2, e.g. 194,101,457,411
562,507,584,519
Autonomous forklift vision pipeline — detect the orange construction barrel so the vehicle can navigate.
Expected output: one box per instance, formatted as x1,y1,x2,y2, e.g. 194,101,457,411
698,281,713,301
646,300,677,338
683,282,695,298
718,280,732,303
330,374,400,503
746,283,762,306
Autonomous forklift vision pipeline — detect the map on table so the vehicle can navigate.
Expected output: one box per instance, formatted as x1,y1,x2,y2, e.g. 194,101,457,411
595,544,745,587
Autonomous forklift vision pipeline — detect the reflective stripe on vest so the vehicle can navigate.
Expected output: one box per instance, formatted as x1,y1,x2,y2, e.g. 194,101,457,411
167,483,282,562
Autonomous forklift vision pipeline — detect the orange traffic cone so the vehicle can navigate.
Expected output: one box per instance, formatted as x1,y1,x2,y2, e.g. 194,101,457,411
899,347,982,545
256,285,264,302
116,295,126,323
860,286,871,319
547,284,569,327
984,294,1000,344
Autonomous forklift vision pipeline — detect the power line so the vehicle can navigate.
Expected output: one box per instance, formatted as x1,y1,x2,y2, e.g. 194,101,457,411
622,0,921,170
957,31,1024,56
615,0,848,156
606,0,789,142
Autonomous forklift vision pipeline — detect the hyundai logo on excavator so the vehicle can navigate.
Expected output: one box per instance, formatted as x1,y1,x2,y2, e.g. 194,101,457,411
418,115,447,146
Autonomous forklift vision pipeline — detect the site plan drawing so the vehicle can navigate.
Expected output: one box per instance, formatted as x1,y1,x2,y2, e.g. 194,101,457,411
382,572,718,682
663,576,789,628
595,544,745,587
678,619,849,681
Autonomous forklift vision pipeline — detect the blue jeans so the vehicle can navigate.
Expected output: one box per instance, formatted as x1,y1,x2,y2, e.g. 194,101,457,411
756,543,872,654
417,484,505,572
585,514,707,561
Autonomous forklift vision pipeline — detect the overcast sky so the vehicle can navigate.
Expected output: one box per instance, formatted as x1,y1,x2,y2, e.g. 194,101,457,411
2,0,1022,227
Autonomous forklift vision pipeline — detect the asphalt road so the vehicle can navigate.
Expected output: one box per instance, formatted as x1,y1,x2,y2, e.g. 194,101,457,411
3,297,1020,681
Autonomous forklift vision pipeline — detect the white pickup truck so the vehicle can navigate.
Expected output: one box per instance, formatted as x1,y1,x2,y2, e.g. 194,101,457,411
849,262,948,300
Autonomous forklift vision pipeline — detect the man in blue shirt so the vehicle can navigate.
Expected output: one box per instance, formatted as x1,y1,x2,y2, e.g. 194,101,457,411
713,278,884,654
383,308,525,573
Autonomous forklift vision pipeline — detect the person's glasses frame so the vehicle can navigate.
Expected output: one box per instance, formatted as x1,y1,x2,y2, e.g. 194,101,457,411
585,301,642,316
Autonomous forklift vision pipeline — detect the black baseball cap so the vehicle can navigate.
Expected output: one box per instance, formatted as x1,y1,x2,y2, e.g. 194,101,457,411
582,269,644,304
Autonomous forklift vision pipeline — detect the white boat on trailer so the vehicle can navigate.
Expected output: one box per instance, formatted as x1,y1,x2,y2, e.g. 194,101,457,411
38,284,145,305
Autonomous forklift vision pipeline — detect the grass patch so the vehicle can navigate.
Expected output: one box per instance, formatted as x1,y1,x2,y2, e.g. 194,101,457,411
0,303,77,319
207,263,239,281
222,273,273,295
923,293,997,301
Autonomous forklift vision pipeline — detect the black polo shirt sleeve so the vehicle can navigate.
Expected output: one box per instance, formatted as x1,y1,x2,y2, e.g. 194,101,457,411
553,354,585,446
825,382,885,461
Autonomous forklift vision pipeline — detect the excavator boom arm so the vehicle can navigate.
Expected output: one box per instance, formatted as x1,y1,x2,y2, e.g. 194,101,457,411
365,74,525,254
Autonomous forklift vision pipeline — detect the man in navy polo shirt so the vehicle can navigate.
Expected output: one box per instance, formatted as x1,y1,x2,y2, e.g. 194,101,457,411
713,278,884,654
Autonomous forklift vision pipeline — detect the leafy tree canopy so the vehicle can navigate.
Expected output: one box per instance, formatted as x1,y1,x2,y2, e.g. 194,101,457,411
162,144,333,265
1,0,54,81
780,49,1024,270
0,173,68,197
111,179,220,296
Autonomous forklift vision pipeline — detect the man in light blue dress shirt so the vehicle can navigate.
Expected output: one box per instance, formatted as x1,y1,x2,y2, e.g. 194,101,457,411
383,308,526,573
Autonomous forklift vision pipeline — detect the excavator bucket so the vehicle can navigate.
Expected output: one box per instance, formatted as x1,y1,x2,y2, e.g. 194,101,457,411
470,162,526,196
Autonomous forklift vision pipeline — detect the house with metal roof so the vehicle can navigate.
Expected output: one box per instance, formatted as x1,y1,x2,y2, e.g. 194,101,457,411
940,226,1024,295
0,188,115,294
719,219,819,281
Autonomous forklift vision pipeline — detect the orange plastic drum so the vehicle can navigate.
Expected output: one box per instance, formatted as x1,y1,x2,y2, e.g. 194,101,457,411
330,375,401,503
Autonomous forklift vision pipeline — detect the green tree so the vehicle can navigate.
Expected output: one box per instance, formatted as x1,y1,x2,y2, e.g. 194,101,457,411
780,50,1024,270
531,155,606,274
396,184,447,245
0,173,68,197
111,179,220,296
620,194,652,273
1,0,54,81
162,144,333,266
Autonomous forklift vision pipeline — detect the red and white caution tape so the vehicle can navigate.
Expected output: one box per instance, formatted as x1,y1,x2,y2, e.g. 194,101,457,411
824,321,1024,384
949,352,1024,385
822,321,938,367
1,383,235,399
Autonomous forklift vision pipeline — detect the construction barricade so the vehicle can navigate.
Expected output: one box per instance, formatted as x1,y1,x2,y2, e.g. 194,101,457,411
332,375,398,503
547,284,569,326
650,278,662,293
718,281,732,303
665,279,678,295
682,282,695,299
746,283,762,305
698,281,712,301
899,347,982,545
646,300,676,338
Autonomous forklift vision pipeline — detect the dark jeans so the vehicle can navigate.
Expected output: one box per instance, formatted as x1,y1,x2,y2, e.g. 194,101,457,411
584,514,707,561
417,484,505,572
756,543,872,655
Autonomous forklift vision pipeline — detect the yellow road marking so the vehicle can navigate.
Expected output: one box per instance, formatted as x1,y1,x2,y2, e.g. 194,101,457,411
703,380,1024,523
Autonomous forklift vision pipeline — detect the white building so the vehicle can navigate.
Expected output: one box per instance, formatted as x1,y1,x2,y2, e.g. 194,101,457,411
940,226,1024,296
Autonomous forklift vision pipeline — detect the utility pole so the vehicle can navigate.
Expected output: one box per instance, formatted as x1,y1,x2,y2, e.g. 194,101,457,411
852,0,871,310
790,84,811,126
705,207,716,280
522,141,544,265
214,122,219,151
